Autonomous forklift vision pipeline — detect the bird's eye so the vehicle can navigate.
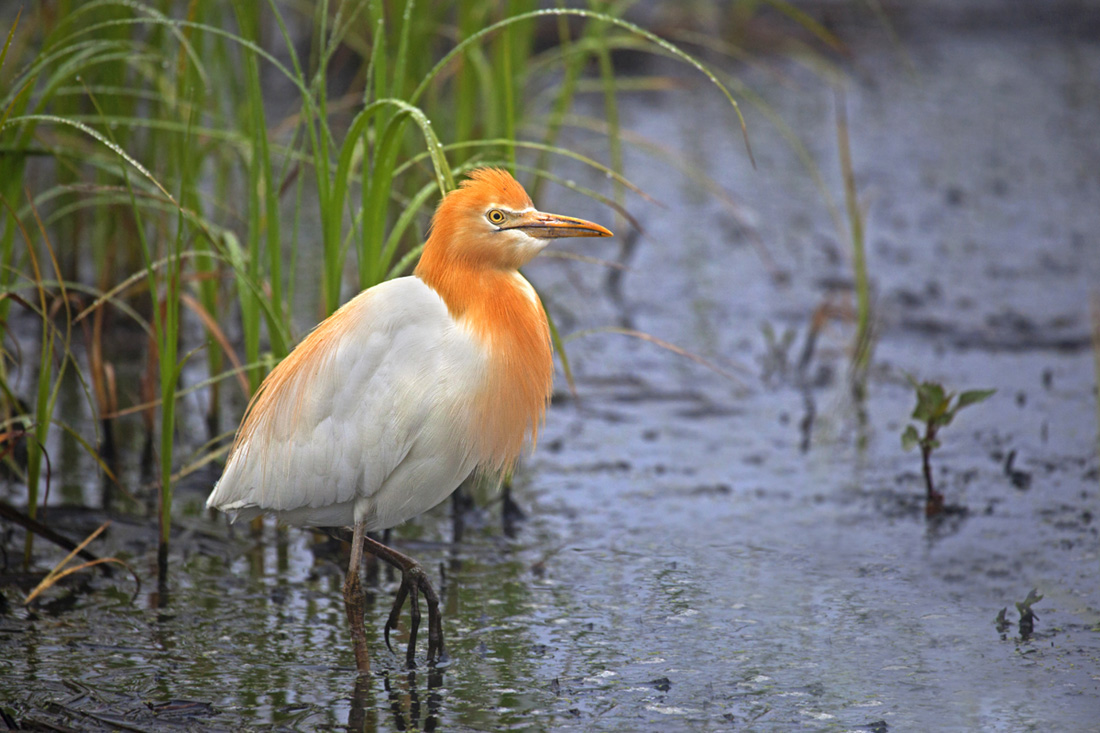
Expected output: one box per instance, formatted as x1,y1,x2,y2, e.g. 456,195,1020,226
486,209,506,225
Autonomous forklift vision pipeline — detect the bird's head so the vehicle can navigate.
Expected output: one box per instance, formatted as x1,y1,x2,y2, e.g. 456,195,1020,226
424,168,613,270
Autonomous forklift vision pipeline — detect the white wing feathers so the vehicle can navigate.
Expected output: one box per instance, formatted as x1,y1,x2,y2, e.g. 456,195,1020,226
206,277,486,530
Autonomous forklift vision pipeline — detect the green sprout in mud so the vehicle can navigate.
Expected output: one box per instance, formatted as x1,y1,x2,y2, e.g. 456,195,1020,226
901,378,995,516
996,588,1043,640
994,607,1011,634
1015,588,1043,638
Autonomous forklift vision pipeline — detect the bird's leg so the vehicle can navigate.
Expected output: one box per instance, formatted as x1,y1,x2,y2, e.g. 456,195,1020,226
451,473,480,544
500,480,527,539
382,528,394,582
343,520,371,674
361,534,445,667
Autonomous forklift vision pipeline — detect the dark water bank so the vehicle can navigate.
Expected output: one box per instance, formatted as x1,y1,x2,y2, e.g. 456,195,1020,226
3,3,1099,731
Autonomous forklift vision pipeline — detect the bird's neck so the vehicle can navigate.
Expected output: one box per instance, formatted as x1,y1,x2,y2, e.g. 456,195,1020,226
415,252,553,472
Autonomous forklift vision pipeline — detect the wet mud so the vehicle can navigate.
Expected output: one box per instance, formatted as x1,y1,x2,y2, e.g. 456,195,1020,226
3,5,1099,731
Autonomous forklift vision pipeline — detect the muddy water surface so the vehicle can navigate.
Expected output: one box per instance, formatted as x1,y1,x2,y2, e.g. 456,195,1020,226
3,9,1100,732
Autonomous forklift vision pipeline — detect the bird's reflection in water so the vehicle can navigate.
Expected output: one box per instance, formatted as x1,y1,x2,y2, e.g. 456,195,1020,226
348,667,444,732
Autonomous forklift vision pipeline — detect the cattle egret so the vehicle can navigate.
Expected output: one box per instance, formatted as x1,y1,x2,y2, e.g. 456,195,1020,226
207,168,612,669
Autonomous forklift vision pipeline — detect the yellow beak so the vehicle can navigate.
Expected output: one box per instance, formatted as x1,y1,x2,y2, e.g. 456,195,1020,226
504,210,614,239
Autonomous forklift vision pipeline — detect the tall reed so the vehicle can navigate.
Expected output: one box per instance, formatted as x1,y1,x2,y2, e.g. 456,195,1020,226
835,87,873,398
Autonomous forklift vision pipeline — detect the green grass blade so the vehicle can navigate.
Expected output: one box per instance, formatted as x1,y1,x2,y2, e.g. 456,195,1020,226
409,8,755,166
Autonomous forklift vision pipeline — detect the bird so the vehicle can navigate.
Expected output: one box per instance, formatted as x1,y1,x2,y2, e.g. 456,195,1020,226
206,167,613,670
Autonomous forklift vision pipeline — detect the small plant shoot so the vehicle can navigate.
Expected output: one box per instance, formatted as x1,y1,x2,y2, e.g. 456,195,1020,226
901,378,995,516
996,588,1043,640
1015,588,1043,639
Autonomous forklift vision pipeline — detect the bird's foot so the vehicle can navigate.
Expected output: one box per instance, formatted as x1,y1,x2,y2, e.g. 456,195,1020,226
383,559,445,668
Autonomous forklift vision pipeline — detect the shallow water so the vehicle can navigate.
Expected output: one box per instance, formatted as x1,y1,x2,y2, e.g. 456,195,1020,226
3,7,1100,732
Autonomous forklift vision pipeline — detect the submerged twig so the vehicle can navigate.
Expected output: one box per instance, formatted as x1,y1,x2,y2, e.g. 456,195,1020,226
0,499,108,570
23,521,140,603
567,326,751,388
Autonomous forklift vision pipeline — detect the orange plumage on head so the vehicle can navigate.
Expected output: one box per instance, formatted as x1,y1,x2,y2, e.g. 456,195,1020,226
419,168,534,272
